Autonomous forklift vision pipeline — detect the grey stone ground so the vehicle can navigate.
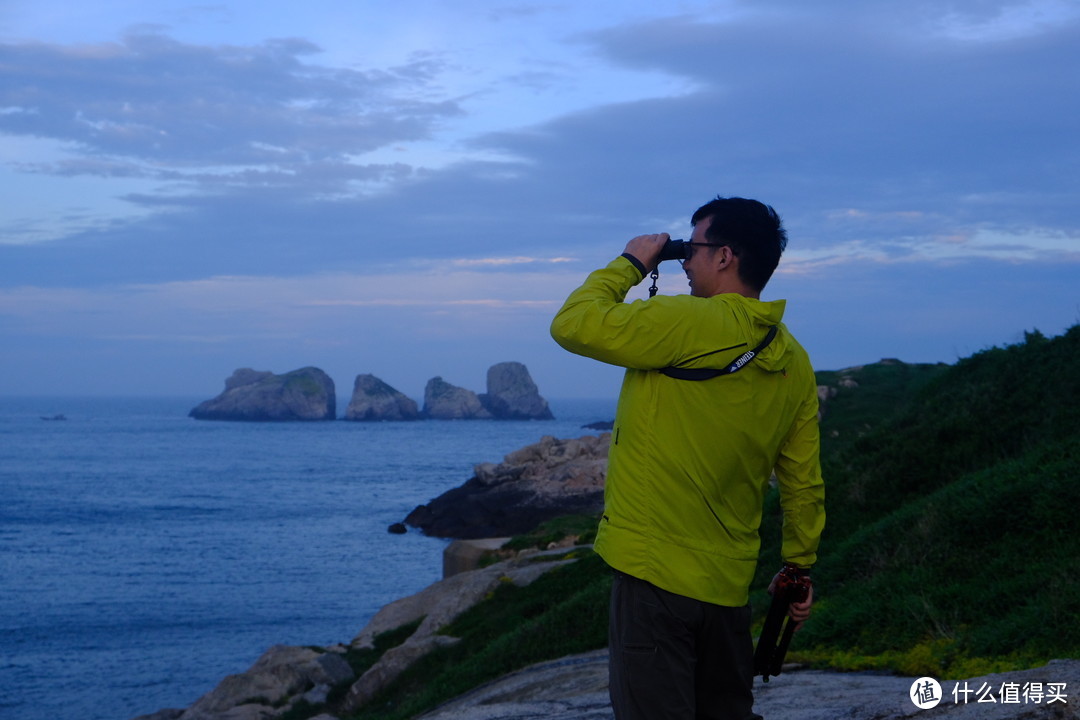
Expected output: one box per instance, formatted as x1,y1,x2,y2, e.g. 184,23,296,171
417,651,1079,720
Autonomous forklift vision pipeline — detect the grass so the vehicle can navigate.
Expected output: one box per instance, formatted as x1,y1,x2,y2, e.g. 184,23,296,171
289,325,1080,719
797,438,1080,670
275,620,424,720
501,512,600,552
348,552,611,720
755,325,1080,678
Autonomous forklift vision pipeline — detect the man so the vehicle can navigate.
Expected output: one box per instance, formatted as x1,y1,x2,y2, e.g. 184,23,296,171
550,196,825,720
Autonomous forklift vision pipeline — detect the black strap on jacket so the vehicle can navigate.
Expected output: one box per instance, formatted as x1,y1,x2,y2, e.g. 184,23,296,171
659,326,778,381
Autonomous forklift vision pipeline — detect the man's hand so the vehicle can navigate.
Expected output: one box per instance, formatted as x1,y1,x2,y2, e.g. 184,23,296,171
768,569,814,631
623,233,669,274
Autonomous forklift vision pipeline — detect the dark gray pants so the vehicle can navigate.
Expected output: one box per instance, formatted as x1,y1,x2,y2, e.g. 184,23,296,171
609,570,761,720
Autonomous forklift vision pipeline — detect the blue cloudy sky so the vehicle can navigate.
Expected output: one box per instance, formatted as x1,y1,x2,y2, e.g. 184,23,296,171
2,0,1078,400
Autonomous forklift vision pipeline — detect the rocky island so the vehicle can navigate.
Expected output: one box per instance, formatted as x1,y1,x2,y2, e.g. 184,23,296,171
192,361,552,422
189,367,336,422
343,374,420,421
479,361,554,420
423,361,553,421
422,376,493,419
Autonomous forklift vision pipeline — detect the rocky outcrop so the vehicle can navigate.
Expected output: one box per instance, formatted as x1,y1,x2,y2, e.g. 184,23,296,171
442,537,512,578
344,374,420,421
189,367,335,421
342,549,579,715
479,361,554,420
423,376,493,420
417,654,1080,720
133,645,355,720
404,433,609,538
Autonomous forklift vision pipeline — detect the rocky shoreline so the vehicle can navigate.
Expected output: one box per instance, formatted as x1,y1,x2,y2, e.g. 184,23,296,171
135,535,1080,720
133,429,610,720
132,543,586,720
134,424,1078,720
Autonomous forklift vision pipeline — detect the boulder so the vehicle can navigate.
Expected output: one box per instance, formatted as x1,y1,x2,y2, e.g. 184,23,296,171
404,433,609,538
190,367,335,421
816,385,838,420
423,377,493,420
176,645,354,720
478,362,554,420
344,374,420,421
443,537,512,577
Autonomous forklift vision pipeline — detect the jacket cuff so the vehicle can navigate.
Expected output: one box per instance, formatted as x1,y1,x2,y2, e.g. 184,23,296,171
620,253,647,279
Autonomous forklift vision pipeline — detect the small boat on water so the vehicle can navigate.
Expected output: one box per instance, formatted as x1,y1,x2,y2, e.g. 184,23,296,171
40,414,67,421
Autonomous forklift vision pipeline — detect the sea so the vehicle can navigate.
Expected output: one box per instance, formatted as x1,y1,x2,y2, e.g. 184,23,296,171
0,395,615,720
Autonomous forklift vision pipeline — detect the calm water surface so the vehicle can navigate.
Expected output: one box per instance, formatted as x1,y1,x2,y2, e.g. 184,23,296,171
0,396,614,720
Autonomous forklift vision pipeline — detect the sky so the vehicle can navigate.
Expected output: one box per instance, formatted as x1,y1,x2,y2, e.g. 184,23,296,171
1,0,1078,401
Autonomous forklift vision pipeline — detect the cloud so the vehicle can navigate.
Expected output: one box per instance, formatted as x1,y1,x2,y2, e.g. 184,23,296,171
0,29,461,189
449,255,576,267
0,265,581,341
2,4,1078,293
463,5,1080,255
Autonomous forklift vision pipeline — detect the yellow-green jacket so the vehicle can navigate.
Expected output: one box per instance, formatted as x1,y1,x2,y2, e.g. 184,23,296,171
550,256,825,607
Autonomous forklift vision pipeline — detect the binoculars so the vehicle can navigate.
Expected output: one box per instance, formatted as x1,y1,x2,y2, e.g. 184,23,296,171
657,239,690,262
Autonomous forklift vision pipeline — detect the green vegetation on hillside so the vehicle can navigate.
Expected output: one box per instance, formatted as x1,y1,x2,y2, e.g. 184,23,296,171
351,551,611,720
756,325,1080,676
328,325,1078,719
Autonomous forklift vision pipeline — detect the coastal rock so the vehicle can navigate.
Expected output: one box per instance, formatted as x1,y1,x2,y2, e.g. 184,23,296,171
404,433,609,538
132,711,184,720
344,374,420,421
343,551,578,714
478,361,554,420
583,420,614,431
443,537,512,577
174,645,354,720
349,551,577,651
415,650,611,720
189,367,335,422
418,654,1080,720
423,376,493,420
345,634,461,711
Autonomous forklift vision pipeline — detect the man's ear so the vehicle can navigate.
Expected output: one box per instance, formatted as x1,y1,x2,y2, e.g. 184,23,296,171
715,245,735,270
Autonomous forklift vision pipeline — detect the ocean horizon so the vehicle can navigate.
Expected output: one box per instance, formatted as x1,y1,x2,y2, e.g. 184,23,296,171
0,395,615,720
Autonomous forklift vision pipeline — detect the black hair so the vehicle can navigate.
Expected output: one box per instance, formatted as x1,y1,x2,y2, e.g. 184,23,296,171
690,196,787,292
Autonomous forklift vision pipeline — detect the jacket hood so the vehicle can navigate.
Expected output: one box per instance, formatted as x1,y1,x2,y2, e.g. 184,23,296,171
722,295,793,374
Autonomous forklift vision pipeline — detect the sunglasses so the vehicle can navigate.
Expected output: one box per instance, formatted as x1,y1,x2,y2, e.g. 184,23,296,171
681,241,730,263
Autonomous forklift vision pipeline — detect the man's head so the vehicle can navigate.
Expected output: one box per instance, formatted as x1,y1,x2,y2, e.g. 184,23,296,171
686,197,787,296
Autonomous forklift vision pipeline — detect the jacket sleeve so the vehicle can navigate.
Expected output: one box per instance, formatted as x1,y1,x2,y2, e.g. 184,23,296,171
550,255,693,369
774,379,826,568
